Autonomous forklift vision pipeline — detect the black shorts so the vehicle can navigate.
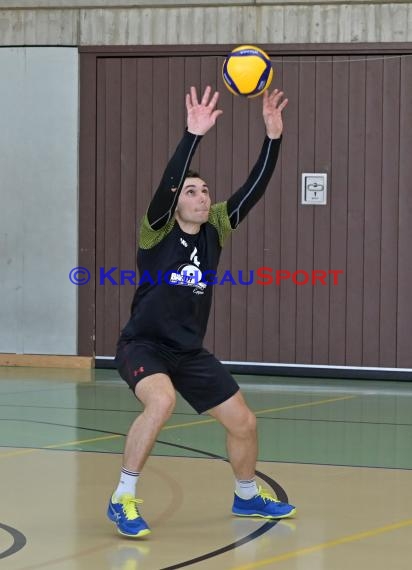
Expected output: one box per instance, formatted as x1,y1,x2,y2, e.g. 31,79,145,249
115,340,239,414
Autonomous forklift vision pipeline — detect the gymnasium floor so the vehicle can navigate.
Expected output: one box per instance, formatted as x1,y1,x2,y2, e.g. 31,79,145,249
1,366,411,570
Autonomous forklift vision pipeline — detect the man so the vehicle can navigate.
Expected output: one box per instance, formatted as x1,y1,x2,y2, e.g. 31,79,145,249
108,85,295,538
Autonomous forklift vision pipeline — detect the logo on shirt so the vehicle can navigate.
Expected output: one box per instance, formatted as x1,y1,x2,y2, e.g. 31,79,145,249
190,246,200,267
180,238,188,247
168,245,206,294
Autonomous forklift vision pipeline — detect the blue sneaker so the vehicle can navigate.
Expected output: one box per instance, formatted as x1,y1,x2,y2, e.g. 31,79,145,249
107,493,151,538
232,487,296,519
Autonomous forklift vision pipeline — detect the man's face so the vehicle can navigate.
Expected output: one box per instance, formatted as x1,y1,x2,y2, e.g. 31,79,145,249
176,177,211,225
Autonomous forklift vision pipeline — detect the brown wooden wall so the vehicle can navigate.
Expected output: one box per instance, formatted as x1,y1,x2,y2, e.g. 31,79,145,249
79,45,412,368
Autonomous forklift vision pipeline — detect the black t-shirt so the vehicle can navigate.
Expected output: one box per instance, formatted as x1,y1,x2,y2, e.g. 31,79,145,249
120,130,281,351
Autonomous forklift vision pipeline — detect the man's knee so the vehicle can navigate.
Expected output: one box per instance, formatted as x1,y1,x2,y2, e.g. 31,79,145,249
232,408,257,438
146,391,176,421
135,373,176,421
244,409,257,433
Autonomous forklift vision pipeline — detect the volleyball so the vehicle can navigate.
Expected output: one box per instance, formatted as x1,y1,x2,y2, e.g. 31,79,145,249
222,45,274,98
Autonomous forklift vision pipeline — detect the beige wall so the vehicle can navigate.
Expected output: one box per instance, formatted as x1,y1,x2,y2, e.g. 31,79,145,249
0,0,403,6
1,2,411,45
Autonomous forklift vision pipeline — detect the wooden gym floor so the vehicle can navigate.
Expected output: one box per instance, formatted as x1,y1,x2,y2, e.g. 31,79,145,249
0,366,411,570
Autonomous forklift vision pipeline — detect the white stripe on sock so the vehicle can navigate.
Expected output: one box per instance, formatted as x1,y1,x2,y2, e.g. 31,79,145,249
114,468,140,499
235,478,258,499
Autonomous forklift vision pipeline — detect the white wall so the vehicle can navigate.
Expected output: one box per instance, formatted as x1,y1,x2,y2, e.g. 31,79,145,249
0,47,78,355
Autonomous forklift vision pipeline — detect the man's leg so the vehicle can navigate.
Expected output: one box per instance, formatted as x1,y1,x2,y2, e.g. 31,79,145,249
208,390,257,480
108,373,176,537
208,391,296,519
123,373,176,472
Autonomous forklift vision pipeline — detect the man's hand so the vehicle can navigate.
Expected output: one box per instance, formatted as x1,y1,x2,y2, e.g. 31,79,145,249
262,88,288,140
186,86,223,136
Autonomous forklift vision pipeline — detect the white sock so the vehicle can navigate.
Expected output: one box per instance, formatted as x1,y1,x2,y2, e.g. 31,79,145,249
113,467,140,500
235,478,259,500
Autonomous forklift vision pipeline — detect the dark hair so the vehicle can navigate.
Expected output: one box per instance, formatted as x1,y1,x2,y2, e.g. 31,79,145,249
185,169,200,179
